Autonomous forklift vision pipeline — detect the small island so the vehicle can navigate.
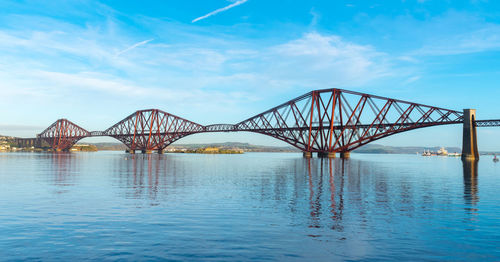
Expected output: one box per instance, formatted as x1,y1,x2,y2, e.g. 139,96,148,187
70,144,98,152
167,147,243,154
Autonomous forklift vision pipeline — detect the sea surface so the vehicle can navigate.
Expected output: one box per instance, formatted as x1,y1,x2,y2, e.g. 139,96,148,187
0,152,499,261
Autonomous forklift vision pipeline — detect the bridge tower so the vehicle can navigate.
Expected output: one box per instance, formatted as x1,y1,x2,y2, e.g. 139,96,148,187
462,109,479,161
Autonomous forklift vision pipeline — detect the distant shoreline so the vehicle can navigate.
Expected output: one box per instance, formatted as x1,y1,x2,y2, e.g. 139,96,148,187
2,136,500,155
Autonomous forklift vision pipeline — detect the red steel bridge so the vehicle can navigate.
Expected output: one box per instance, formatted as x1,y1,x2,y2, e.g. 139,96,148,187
24,88,500,160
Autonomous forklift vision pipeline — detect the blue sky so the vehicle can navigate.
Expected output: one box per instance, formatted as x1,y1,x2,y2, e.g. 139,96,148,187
1,0,499,149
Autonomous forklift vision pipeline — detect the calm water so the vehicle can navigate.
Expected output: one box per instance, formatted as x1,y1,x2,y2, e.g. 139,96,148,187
0,152,499,261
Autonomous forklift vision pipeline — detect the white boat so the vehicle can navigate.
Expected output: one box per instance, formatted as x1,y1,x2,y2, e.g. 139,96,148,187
422,150,432,156
437,147,448,156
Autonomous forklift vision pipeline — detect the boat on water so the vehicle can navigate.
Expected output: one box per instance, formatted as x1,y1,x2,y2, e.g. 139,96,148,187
422,150,432,156
422,147,448,157
448,152,461,157
437,147,448,156
494,155,499,162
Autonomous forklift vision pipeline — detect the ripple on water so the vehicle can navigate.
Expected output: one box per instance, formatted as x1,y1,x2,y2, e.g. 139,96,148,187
0,152,499,260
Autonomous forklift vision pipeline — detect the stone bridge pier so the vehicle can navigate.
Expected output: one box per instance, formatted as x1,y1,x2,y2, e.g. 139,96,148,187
462,109,479,161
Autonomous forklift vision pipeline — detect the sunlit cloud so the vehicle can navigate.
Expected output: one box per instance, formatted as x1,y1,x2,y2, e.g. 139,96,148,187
266,32,390,88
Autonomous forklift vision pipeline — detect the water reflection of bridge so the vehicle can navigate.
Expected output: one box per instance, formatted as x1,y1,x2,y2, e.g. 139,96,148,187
106,154,479,232
463,160,479,206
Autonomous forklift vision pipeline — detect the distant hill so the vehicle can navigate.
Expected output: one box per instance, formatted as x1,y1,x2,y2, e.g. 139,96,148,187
32,140,500,155
82,141,298,152
354,144,461,154
88,142,128,151
168,142,299,152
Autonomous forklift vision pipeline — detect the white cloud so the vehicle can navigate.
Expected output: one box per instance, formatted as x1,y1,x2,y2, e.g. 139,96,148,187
309,9,320,27
265,32,390,88
415,24,500,56
192,0,248,23
0,26,392,100
395,12,500,56
403,75,421,85
0,11,397,131
33,71,148,96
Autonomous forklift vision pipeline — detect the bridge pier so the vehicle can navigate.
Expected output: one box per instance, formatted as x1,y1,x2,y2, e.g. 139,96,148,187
158,149,163,154
462,109,479,161
126,149,135,154
318,152,336,158
142,150,153,154
340,152,350,158
303,151,312,158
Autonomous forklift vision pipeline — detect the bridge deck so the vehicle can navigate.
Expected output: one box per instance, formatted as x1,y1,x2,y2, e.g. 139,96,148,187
34,120,499,139
475,119,500,127
29,88,500,153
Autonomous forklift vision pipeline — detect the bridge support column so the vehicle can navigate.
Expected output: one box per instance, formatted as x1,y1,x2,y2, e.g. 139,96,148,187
158,149,163,154
303,151,312,158
340,152,350,158
318,152,336,158
142,150,153,154
126,149,135,154
462,109,479,161
35,138,42,148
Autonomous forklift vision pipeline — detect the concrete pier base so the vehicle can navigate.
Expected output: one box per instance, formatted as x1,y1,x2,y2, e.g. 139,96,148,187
318,152,336,158
303,151,312,158
462,109,479,161
126,149,136,154
340,152,351,158
142,150,153,154
158,149,163,154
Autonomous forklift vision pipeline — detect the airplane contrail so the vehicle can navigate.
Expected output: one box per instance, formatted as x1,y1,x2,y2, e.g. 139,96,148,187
192,0,248,23
115,39,154,57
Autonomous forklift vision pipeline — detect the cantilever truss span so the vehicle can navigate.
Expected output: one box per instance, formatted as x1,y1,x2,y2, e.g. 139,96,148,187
103,109,204,151
37,88,471,152
234,89,463,153
37,119,90,151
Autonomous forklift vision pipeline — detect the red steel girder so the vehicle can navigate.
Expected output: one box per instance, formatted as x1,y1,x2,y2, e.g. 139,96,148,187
35,88,468,153
37,119,90,151
235,88,463,153
103,109,204,151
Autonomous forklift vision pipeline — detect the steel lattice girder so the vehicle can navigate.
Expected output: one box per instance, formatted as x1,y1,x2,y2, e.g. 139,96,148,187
37,119,90,151
475,119,500,127
103,109,204,150
234,89,463,153
36,88,471,152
